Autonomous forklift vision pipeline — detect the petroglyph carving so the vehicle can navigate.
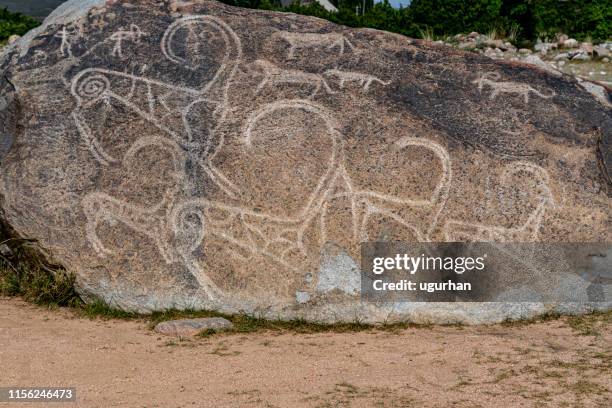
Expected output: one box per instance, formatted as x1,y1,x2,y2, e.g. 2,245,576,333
243,100,451,251
444,162,555,242
79,79,454,294
324,69,391,92
3,0,609,323
272,31,355,59
76,15,243,299
68,14,548,302
83,191,173,258
473,72,555,104
82,136,184,256
252,60,335,98
161,15,241,71
54,26,79,57
70,13,554,305
71,14,241,200
110,24,147,58
357,137,452,242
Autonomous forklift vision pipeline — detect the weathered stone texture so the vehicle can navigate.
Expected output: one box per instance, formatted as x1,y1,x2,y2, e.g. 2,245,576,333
154,317,233,336
0,0,609,323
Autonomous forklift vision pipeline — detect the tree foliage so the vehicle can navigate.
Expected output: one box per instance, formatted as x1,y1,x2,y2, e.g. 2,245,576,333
531,0,611,40
409,0,503,36
0,1,609,45
220,0,611,42
0,7,40,42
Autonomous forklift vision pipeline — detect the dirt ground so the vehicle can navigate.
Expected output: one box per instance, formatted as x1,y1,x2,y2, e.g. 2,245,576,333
0,298,610,408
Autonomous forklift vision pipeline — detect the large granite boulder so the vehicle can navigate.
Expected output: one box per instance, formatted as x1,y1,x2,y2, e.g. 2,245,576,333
0,0,610,323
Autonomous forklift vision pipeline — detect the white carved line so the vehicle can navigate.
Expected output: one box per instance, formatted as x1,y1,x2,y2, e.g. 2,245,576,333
243,99,342,224
473,72,556,104
55,26,78,57
110,24,147,58
443,161,555,242
393,136,453,241
71,111,118,166
360,203,426,242
324,69,391,92
272,31,356,59
252,60,335,99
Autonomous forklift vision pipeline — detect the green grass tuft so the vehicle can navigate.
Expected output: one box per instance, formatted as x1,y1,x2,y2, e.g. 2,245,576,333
501,311,563,327
0,237,81,307
76,298,139,320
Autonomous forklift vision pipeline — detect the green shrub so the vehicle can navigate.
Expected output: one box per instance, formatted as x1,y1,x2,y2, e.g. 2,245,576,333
0,237,81,307
0,7,40,42
220,0,610,43
408,0,503,37
532,0,611,41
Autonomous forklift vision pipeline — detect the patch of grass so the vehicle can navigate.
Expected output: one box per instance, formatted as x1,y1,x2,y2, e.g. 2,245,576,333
198,328,218,338
418,25,435,42
148,308,442,337
500,309,612,338
163,339,178,347
566,380,608,396
227,389,260,397
507,23,522,43
209,343,241,356
77,298,139,320
484,27,500,42
450,376,474,390
501,311,563,327
566,311,611,336
185,311,377,336
0,237,81,307
333,382,359,394
511,346,536,356
542,370,564,379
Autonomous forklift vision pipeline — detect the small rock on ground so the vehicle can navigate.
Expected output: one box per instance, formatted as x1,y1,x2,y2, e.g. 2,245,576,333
154,317,233,337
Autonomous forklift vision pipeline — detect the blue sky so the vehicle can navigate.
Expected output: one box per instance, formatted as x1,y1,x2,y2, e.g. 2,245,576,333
375,0,412,8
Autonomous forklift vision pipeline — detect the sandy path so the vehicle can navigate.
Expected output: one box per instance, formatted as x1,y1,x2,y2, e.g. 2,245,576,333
0,297,610,408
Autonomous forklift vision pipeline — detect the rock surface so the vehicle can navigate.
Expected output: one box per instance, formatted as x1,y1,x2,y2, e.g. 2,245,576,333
154,317,233,336
7,35,21,45
0,0,610,323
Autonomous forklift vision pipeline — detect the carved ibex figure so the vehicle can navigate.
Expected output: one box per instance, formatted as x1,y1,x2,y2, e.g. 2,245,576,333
444,162,555,242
